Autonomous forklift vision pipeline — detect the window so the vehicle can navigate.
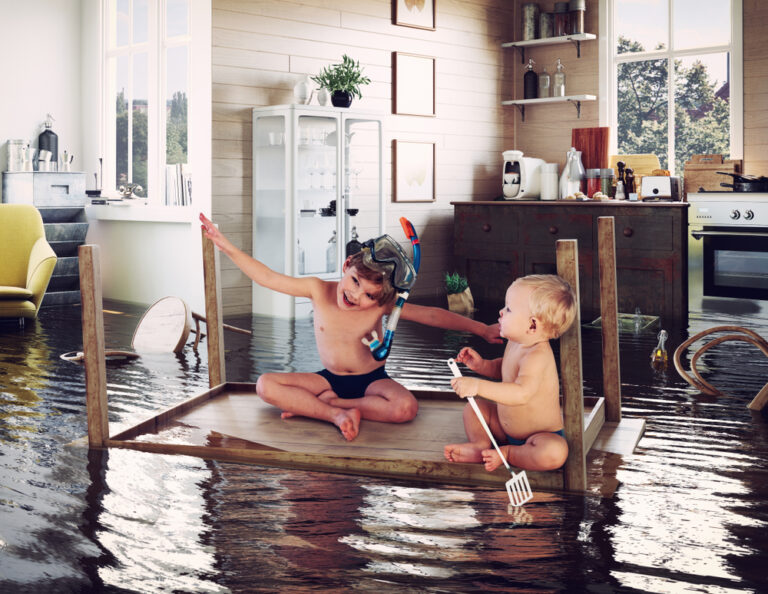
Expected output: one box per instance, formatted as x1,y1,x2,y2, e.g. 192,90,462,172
601,0,742,174
103,0,191,206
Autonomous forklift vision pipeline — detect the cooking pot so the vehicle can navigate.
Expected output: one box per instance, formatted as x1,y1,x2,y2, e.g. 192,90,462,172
717,171,768,192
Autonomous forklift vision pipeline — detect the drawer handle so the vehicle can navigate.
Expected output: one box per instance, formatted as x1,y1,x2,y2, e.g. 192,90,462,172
623,227,634,237
548,226,558,234
482,223,491,232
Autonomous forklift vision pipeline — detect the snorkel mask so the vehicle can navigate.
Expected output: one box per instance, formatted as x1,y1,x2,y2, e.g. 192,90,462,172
361,218,421,360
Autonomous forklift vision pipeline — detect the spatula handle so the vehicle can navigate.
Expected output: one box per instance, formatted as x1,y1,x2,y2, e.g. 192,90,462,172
447,359,511,471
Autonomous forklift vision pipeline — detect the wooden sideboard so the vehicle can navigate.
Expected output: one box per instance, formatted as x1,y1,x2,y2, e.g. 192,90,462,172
452,200,689,324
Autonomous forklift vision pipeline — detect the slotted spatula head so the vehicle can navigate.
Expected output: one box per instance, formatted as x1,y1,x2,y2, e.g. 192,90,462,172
506,471,533,507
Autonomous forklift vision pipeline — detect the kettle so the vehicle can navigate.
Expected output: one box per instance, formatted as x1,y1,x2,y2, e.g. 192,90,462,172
502,150,546,200
559,147,585,198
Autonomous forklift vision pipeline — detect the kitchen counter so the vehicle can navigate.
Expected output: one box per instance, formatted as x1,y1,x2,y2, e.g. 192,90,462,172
452,200,689,323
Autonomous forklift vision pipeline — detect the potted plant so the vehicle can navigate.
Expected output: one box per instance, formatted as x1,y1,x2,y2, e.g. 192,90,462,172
445,272,475,315
311,54,371,108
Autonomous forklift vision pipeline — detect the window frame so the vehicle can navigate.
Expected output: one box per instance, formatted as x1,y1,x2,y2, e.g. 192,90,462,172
598,0,743,171
101,0,191,205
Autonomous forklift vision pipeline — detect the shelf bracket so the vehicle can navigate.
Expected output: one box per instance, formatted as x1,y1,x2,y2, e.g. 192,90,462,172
514,103,526,122
517,46,526,64
567,98,583,118
570,39,583,58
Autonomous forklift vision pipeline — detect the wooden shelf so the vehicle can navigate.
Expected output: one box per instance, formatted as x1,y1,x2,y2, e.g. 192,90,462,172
502,94,596,120
502,33,597,62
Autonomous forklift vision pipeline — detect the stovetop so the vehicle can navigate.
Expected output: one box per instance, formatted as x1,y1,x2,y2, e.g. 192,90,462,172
688,192,768,226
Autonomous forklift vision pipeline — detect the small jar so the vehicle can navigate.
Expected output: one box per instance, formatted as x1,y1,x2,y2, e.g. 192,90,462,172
521,3,540,40
569,0,586,35
539,12,553,38
586,168,601,198
600,168,615,197
6,139,24,172
553,2,570,36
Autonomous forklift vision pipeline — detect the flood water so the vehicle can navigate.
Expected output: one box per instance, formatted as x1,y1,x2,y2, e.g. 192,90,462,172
1,298,767,593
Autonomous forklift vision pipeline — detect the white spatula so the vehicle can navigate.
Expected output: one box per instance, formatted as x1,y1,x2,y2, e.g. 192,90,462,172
447,358,534,507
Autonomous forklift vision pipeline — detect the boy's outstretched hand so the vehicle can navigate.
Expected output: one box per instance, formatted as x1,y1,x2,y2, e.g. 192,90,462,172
199,213,233,254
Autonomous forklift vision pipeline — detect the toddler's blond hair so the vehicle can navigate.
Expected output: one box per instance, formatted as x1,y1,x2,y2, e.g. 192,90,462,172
512,274,577,339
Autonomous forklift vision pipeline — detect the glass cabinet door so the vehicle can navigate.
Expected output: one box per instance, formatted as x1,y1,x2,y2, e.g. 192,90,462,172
253,114,287,273
342,117,383,254
296,114,339,277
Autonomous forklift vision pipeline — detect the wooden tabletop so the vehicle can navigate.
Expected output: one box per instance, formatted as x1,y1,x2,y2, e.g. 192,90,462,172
452,200,689,208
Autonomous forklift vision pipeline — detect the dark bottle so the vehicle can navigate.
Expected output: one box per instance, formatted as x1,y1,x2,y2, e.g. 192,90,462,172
38,113,58,168
346,226,362,257
523,58,538,100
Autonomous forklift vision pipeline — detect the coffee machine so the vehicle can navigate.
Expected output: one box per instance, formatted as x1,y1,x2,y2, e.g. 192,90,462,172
502,150,546,200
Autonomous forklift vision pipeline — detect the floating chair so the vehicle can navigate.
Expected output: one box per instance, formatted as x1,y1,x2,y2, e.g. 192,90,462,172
673,325,768,411
62,295,249,362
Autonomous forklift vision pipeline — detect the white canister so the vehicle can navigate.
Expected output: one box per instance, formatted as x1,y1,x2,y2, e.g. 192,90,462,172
6,139,25,172
540,162,559,200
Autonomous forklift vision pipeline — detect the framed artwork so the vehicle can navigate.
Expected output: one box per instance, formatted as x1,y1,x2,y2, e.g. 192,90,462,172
393,140,435,203
393,0,436,30
393,52,436,117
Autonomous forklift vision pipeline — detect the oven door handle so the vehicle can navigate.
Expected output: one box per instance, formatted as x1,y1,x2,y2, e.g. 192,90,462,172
690,230,768,239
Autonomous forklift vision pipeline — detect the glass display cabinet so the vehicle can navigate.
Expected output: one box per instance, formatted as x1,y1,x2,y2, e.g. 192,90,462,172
252,105,384,317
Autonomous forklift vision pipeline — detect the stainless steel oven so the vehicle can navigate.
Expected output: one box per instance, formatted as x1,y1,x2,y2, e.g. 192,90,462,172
688,192,768,315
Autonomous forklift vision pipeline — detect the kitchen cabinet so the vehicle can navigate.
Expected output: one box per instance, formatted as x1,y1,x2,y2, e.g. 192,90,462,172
452,201,689,323
252,105,383,318
501,33,597,120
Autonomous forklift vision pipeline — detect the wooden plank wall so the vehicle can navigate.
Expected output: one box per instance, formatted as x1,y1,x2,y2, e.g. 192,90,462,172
743,0,768,176
212,0,515,315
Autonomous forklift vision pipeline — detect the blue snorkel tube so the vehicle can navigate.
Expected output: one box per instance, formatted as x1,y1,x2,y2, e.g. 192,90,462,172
361,217,421,360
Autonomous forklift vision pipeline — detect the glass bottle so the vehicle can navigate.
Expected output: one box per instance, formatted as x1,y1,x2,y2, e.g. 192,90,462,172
538,66,551,98
523,58,538,99
552,58,566,97
326,230,337,272
651,329,669,371
346,226,362,257
38,113,58,170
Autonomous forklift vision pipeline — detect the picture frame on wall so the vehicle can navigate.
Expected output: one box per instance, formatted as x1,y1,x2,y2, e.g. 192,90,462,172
393,52,436,117
393,0,436,31
393,140,435,203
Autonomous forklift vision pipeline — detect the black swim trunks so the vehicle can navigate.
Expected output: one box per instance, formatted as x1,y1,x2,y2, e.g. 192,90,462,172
315,366,390,399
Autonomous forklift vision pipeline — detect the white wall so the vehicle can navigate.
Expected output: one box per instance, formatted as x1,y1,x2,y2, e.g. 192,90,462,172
0,0,83,186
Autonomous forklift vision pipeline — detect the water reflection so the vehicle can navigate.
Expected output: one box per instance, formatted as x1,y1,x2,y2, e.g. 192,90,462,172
0,301,767,591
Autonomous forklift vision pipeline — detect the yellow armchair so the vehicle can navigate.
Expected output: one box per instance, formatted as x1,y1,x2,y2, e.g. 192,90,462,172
0,204,58,320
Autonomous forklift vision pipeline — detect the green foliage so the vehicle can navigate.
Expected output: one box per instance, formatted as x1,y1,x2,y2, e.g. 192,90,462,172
311,55,371,99
445,272,469,295
616,35,730,172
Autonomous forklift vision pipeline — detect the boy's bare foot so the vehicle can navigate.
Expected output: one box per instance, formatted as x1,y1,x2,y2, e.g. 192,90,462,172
481,447,509,472
333,408,361,441
444,442,484,463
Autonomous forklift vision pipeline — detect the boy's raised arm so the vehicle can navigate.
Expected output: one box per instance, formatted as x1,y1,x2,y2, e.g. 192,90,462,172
400,303,503,344
200,213,314,298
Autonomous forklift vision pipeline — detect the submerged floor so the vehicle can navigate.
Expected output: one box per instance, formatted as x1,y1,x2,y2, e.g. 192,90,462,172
1,298,767,592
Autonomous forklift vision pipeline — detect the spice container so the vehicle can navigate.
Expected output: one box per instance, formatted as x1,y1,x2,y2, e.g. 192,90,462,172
521,3,540,40
600,168,615,197
569,0,586,35
553,2,570,36
586,169,601,197
539,12,553,38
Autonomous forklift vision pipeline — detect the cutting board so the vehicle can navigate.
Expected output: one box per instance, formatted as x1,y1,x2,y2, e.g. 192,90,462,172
572,127,610,170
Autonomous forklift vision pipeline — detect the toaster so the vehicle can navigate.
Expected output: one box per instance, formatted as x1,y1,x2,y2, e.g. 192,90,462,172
641,176,681,201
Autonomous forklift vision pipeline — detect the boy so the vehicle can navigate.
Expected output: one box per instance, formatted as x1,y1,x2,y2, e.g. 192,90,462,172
199,213,501,441
444,274,577,472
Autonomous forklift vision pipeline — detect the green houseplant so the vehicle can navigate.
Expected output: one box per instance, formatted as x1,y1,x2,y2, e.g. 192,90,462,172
311,54,371,108
445,272,475,315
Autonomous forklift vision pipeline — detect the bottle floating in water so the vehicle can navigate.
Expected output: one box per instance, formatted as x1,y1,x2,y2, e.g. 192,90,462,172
651,329,669,371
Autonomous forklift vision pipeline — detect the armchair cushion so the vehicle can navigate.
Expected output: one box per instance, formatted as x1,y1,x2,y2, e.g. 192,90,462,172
0,204,58,319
